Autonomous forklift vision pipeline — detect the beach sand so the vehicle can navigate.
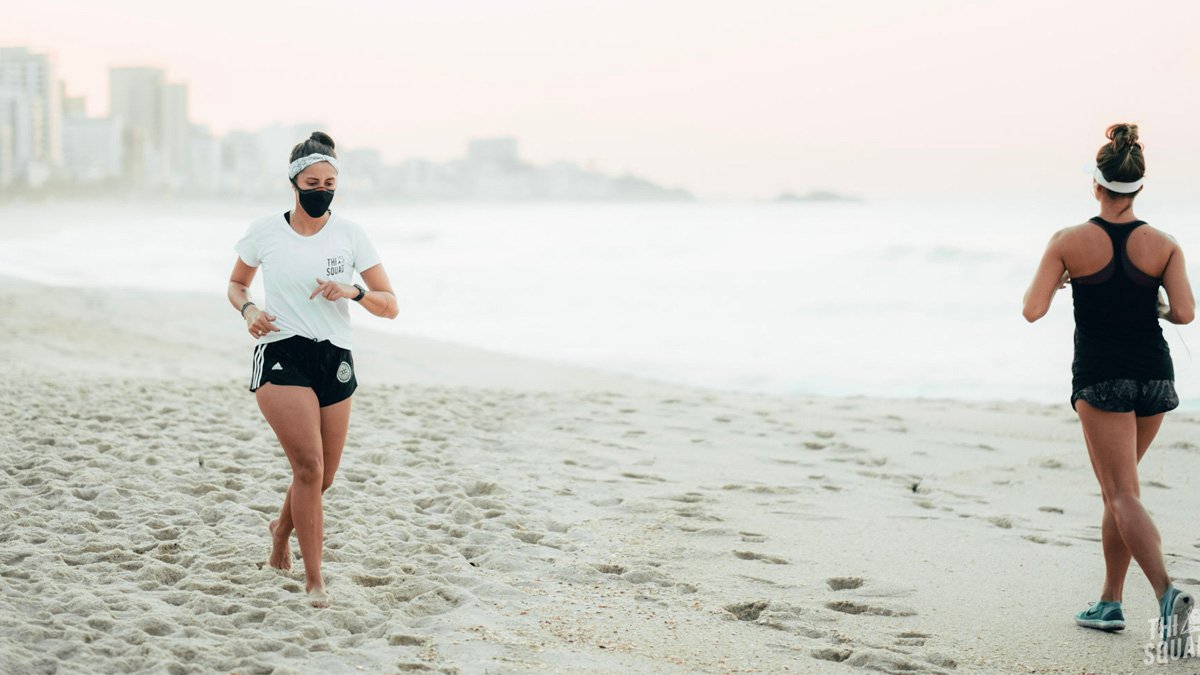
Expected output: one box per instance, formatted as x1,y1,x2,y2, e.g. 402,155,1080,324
3,276,1200,673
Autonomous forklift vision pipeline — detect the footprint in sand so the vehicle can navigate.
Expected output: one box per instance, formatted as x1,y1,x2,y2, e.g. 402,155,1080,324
723,600,769,621
895,630,930,646
663,492,706,503
811,648,852,663
732,550,789,565
674,505,722,521
827,576,864,591
387,634,430,647
352,574,392,588
620,471,666,483
824,600,916,617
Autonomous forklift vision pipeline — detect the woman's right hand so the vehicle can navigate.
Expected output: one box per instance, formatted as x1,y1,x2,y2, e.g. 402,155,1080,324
246,307,280,339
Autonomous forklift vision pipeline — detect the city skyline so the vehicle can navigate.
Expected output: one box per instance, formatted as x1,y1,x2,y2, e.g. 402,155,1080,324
0,46,700,201
5,1,1200,201
0,44,728,202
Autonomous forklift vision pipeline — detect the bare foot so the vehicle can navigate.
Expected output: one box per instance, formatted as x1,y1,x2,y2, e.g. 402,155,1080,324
267,519,292,571
306,584,331,608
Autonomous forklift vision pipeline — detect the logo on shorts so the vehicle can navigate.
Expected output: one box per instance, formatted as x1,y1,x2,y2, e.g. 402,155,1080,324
336,361,352,383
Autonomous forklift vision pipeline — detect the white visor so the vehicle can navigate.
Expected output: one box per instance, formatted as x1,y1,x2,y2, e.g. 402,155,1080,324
1093,165,1143,193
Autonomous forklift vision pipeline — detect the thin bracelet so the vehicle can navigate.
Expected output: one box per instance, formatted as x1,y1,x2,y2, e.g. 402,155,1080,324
240,301,256,317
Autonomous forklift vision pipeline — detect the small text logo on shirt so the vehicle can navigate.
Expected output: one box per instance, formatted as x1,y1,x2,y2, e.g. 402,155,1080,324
326,255,345,277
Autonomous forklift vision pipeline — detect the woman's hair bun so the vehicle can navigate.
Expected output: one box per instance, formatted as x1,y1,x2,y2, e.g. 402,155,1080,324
310,131,335,150
1105,123,1139,152
289,131,337,162
1095,122,1145,190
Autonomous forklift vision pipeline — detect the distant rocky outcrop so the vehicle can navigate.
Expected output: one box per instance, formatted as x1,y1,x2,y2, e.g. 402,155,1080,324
773,190,862,203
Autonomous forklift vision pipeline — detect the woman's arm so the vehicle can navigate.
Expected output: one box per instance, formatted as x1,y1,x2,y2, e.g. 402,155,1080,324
229,257,279,337
1023,229,1069,323
228,257,258,313
309,264,398,319
357,264,399,319
1160,240,1195,325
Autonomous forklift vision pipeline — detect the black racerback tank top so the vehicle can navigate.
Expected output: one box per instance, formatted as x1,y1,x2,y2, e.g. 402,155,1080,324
1070,216,1173,391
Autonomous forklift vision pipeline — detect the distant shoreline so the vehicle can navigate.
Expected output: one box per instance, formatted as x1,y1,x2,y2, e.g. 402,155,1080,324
0,191,867,206
772,189,863,203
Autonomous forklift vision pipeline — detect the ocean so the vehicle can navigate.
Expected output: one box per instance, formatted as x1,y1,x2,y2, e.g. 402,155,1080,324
3,198,1197,407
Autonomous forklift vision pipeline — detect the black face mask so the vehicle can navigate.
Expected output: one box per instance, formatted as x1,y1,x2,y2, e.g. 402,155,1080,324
293,180,335,218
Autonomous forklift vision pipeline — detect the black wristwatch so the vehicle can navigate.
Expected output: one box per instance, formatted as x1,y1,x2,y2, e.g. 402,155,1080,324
351,284,367,302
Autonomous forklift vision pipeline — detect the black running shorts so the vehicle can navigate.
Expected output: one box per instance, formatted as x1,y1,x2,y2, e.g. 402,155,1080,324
1070,379,1179,417
249,336,357,407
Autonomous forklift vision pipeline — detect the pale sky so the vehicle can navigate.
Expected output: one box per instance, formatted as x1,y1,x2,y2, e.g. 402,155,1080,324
5,0,1200,200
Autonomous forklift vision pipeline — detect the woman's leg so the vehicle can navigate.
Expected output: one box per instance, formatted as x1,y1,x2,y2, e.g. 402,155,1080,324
256,383,328,599
1098,413,1164,602
1077,400,1171,599
268,487,295,571
267,397,351,545
318,397,352,492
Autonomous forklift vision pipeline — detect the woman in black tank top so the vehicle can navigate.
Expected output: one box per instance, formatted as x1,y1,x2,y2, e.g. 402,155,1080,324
1022,123,1196,653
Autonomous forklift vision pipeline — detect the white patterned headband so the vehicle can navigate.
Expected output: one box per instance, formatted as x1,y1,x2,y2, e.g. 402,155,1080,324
288,153,340,180
1093,165,1143,193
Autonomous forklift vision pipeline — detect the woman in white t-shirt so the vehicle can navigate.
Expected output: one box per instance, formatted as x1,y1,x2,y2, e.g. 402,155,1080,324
226,131,398,608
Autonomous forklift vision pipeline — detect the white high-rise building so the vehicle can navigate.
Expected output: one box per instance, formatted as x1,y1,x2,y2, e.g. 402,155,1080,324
188,123,221,193
466,137,519,166
61,94,122,183
342,148,383,194
221,123,327,196
0,47,63,187
159,82,189,186
109,67,166,186
0,122,13,188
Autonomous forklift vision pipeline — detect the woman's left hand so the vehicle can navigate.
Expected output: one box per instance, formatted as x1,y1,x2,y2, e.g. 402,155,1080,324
310,277,355,301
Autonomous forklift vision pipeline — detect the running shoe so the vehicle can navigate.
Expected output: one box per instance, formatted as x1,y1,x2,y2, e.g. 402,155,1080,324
1158,585,1194,657
1075,600,1125,631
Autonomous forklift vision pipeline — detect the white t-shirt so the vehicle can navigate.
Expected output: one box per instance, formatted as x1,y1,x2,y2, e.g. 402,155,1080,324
235,211,382,350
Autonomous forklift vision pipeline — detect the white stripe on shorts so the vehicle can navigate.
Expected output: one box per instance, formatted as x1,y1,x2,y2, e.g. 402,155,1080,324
249,344,257,389
251,343,266,389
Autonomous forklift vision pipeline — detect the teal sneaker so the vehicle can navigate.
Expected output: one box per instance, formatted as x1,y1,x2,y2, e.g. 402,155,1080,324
1158,585,1194,657
1075,600,1125,631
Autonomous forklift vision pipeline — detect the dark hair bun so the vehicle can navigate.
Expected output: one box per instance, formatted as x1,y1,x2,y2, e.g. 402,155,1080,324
310,131,335,150
1095,122,1146,189
1106,123,1140,152
289,131,337,162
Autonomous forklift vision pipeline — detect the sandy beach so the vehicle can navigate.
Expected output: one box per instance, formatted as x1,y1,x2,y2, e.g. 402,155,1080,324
3,275,1200,674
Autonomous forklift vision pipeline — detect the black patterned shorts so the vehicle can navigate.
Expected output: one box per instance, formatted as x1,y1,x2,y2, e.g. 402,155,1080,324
1070,379,1179,417
248,336,357,407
